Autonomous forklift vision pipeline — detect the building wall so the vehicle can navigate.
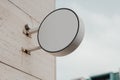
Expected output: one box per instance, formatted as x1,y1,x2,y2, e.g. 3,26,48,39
0,0,55,80
87,72,120,80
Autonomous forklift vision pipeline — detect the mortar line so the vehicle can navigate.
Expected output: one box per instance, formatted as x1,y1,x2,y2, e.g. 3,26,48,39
0,60,42,80
8,0,39,23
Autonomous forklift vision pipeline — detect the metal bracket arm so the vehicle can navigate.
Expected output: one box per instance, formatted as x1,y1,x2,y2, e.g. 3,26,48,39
23,24,38,37
21,46,41,55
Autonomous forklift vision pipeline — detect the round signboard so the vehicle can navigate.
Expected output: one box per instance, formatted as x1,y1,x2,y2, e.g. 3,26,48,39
37,8,84,56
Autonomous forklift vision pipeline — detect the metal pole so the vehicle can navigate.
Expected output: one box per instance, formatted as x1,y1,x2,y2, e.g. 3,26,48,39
28,46,41,52
21,46,41,55
28,27,38,35
23,24,38,37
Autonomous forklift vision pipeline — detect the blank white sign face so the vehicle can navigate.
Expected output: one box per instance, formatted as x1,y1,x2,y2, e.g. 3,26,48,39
37,8,79,53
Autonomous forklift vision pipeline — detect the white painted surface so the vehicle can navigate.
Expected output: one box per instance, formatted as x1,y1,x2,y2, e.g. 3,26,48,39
0,62,40,80
0,0,55,80
38,9,78,52
9,0,55,23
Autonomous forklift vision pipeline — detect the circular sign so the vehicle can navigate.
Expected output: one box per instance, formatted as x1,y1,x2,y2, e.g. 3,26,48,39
37,8,84,56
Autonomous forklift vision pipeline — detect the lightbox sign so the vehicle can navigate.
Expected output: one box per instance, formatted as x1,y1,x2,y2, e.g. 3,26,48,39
22,8,84,57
